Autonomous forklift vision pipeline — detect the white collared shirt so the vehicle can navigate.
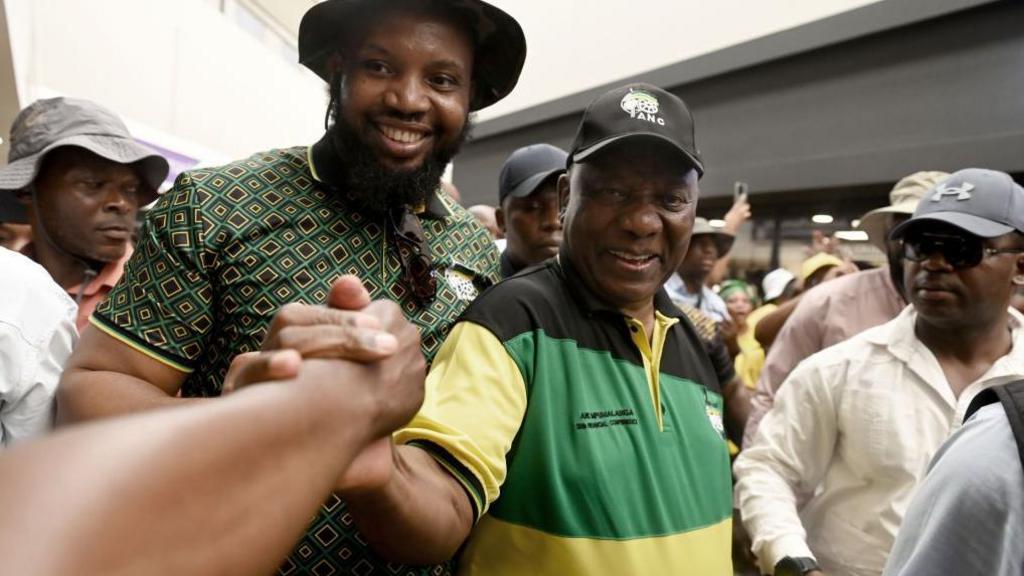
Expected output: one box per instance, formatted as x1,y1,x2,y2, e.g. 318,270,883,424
0,248,77,445
734,305,1024,576
664,273,730,322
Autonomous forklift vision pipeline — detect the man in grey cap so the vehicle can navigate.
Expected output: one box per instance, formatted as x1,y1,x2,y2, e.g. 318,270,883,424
59,0,526,574
0,97,167,330
736,168,1024,576
495,143,566,277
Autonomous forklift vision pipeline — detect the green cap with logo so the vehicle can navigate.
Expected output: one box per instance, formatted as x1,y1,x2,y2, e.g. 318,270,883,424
568,83,704,177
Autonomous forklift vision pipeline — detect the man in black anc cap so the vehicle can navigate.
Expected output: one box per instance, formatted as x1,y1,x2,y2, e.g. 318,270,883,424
295,83,731,574
495,143,567,277
58,1,526,574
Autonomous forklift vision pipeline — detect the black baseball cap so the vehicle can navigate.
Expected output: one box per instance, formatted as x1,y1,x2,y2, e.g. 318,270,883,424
298,0,526,111
890,168,1024,240
498,144,568,204
568,83,704,176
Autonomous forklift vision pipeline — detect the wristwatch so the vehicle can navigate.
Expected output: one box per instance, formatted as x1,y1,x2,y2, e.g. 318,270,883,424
774,556,820,575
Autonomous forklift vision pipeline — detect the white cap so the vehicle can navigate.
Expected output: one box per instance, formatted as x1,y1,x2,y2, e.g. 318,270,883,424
762,268,795,302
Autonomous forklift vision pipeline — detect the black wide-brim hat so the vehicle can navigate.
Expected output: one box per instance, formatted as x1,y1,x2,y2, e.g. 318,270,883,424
298,0,526,111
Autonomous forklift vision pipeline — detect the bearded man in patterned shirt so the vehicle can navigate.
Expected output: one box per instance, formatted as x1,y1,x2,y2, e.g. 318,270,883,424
57,1,526,574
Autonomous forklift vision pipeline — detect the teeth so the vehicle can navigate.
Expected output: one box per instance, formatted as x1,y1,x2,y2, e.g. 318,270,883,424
611,250,653,262
379,125,426,144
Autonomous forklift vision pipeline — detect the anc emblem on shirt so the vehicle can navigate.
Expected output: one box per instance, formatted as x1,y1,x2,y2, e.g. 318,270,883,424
706,404,726,439
620,89,666,126
444,266,480,301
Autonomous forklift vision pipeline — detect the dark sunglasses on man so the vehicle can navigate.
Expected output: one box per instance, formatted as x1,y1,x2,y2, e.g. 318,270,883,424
901,230,1024,269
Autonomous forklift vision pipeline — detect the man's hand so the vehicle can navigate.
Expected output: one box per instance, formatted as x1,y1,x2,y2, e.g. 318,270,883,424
723,194,752,234
719,318,741,358
222,350,302,394
261,275,398,362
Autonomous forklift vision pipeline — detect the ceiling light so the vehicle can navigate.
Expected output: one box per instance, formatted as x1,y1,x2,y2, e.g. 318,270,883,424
812,214,834,224
835,230,869,242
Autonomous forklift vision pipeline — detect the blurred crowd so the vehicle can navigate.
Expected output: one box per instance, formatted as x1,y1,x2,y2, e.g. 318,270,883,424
1,1,1022,575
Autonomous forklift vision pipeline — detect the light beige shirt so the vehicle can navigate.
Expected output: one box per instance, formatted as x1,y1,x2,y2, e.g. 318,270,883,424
744,267,904,447
735,305,1024,576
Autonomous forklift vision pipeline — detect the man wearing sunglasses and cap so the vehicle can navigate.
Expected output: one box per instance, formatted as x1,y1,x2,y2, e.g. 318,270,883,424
735,168,1024,576
58,0,525,574
317,83,731,574
0,97,169,331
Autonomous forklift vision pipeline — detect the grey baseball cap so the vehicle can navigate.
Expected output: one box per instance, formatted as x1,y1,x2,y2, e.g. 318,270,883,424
0,97,169,223
498,143,567,204
890,168,1024,240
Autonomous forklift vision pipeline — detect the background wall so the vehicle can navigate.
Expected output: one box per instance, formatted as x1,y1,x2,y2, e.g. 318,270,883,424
4,0,326,165
1,0,889,165
478,0,881,122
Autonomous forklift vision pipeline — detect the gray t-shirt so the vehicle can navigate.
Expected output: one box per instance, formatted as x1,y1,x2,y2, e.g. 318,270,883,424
884,403,1024,576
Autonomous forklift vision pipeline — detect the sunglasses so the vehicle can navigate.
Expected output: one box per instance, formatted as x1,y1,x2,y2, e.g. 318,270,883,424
388,209,437,304
901,231,1024,269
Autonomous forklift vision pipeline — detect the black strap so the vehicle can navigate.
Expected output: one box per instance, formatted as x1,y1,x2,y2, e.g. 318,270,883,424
966,380,1024,472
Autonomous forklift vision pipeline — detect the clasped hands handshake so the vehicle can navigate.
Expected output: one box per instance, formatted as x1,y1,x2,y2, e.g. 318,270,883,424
221,275,426,494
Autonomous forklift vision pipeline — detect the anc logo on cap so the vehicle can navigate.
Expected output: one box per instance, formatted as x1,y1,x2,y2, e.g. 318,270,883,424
620,89,666,126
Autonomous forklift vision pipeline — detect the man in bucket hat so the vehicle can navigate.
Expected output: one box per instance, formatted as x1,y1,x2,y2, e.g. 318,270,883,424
305,82,732,574
59,1,525,574
0,97,168,330
666,217,735,322
736,168,1024,576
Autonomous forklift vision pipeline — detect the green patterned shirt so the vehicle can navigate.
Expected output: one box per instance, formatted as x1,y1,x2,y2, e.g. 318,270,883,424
92,137,499,575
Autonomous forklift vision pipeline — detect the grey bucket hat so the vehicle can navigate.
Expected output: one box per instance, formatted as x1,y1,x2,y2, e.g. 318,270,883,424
0,97,169,223
690,217,735,256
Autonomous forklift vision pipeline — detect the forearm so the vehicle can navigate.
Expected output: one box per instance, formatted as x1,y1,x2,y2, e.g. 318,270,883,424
734,452,814,570
0,364,374,576
753,296,801,349
57,367,199,424
723,376,751,445
345,444,474,565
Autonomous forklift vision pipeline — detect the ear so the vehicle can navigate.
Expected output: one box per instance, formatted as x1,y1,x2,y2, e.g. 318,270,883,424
557,172,570,223
495,204,506,234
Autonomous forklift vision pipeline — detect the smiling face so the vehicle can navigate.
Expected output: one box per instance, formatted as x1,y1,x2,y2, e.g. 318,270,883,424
337,9,473,171
903,221,1024,331
561,139,698,317
29,146,141,263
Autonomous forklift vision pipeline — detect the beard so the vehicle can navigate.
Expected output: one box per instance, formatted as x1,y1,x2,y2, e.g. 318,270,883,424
329,96,471,215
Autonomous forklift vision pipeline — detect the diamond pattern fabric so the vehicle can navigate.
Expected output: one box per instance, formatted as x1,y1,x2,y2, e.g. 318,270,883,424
93,145,499,575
